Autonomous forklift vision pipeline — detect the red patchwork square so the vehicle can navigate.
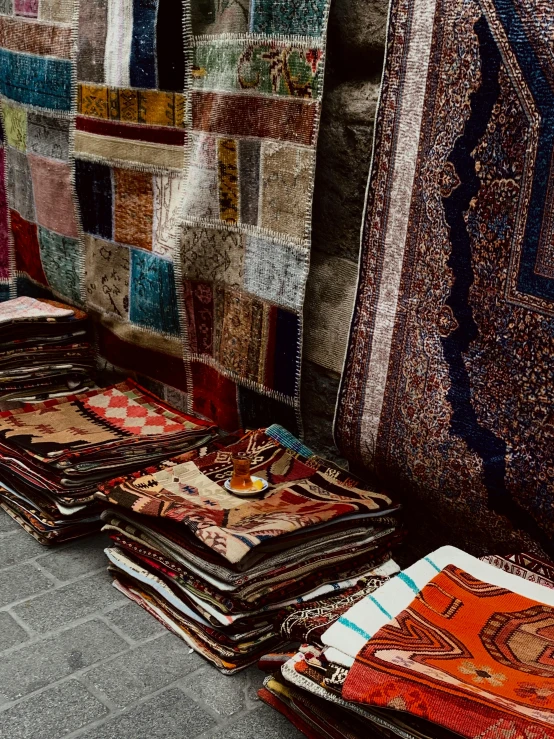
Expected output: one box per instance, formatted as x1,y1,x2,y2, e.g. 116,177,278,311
11,210,47,285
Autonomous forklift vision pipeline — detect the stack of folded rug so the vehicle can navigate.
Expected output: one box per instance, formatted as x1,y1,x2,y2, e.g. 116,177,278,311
0,296,96,404
259,547,554,738
97,426,402,673
480,551,554,590
0,381,216,544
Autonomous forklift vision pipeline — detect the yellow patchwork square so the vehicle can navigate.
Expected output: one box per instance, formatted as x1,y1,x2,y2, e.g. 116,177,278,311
2,102,27,152
78,85,109,119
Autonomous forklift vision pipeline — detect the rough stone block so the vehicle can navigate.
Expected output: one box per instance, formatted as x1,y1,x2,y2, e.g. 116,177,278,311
303,72,382,457
37,534,110,581
0,612,29,652
83,634,204,708
0,680,108,739
209,703,303,739
12,571,125,632
304,253,358,374
328,0,387,71
312,80,380,263
106,602,166,642
301,361,345,463
181,666,248,717
0,531,44,569
0,564,54,608
0,620,127,703
79,687,216,739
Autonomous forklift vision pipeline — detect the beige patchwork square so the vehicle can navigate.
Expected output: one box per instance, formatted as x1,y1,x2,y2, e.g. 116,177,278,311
39,0,73,22
153,174,185,259
260,142,314,241
84,234,130,319
181,227,244,289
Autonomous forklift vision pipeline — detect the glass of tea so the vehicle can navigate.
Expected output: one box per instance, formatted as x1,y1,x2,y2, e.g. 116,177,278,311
230,453,253,491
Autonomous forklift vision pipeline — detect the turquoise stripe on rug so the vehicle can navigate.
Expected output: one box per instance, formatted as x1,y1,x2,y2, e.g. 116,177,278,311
397,571,419,593
369,595,391,619
424,557,442,573
265,424,314,458
337,617,371,641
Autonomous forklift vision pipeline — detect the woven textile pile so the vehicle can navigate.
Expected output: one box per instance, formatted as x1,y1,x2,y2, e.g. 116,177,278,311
0,380,215,544
0,296,95,403
0,0,333,434
260,547,554,738
97,425,401,673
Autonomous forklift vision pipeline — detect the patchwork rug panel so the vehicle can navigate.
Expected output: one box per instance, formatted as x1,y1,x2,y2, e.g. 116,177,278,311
335,0,554,555
0,0,331,432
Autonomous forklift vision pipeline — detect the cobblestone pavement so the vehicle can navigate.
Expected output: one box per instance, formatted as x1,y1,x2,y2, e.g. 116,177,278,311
0,510,302,739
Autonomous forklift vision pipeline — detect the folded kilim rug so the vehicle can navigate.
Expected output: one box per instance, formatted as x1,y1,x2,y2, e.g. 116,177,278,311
322,546,554,668
260,549,554,739
0,296,95,401
0,0,331,433
0,378,215,543
99,424,401,566
98,425,402,672
343,564,554,738
335,0,554,555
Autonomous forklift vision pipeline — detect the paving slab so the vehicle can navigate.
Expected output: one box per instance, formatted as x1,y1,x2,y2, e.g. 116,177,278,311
77,687,217,739
105,602,166,642
181,666,249,717
0,563,54,608
37,534,111,581
83,634,205,709
0,533,45,570
0,620,128,704
0,612,29,651
207,702,303,738
0,510,19,533
0,680,108,739
12,571,126,632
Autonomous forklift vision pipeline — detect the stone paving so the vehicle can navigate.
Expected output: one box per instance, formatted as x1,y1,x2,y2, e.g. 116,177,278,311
0,510,302,739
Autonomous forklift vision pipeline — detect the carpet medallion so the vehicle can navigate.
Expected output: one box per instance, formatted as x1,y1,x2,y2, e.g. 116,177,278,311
336,0,554,555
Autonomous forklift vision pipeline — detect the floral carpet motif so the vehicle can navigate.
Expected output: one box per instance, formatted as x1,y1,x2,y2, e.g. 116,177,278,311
336,0,554,555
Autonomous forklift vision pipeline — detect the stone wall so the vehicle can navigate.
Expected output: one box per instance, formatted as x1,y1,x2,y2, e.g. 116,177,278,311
301,0,387,458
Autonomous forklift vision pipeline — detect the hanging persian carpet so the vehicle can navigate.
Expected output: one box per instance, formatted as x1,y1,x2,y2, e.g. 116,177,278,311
336,0,554,554
0,0,331,433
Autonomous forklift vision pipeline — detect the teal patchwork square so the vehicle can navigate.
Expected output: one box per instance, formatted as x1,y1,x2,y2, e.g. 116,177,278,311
251,0,328,37
129,250,180,336
38,227,82,304
0,50,72,110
